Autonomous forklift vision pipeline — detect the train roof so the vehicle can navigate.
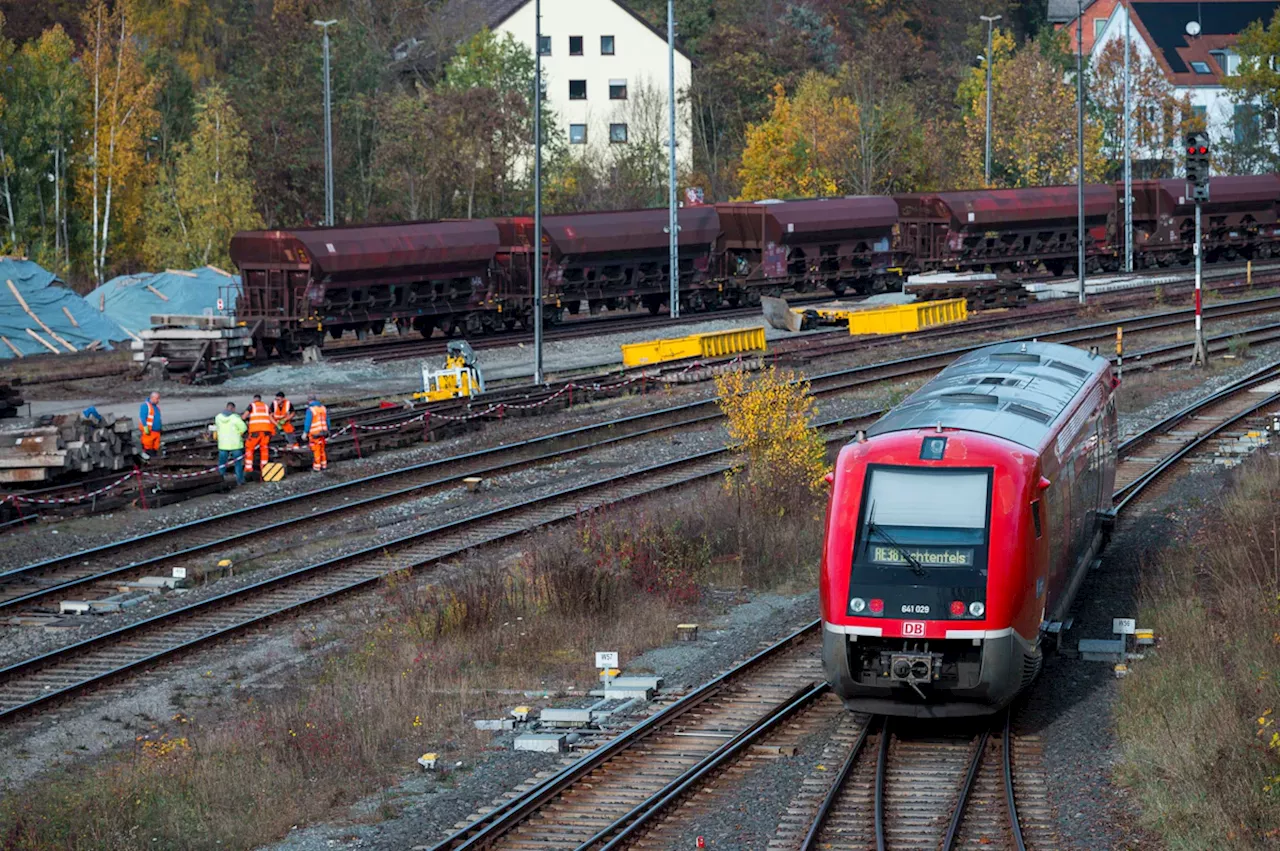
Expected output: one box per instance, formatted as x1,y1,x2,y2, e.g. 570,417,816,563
540,206,721,257
1130,175,1280,217
716,197,898,247
865,341,1108,451
229,220,499,279
896,185,1113,226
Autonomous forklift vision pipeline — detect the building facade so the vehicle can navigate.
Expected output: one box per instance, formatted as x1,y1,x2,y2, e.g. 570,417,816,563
493,0,693,168
1062,0,1280,166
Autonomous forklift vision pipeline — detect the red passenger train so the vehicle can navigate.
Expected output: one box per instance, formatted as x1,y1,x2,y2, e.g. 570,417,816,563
820,341,1117,718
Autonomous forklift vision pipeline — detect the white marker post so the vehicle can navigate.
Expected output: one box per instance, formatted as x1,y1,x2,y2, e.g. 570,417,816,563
595,650,619,692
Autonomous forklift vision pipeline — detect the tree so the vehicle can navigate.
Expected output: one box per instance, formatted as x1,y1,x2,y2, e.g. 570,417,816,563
143,84,263,269
6,23,87,269
0,11,15,250
76,0,161,283
1091,36,1196,177
1223,9,1280,173
736,72,856,199
834,44,932,194
956,30,1105,188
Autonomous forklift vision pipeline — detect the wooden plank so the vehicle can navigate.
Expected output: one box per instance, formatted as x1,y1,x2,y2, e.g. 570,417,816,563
1,336,23,358
25,328,60,355
7,279,76,352
145,284,170,302
61,306,80,327
163,268,198,277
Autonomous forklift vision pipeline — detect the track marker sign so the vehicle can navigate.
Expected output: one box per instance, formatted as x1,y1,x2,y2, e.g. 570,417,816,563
1113,618,1136,635
595,651,619,669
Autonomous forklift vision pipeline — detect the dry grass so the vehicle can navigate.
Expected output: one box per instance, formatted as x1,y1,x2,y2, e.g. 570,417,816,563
1115,454,1280,849
1116,364,1232,416
0,477,825,850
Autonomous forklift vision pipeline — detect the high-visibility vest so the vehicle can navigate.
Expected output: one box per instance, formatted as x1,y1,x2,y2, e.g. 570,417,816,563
247,400,275,433
144,402,157,430
271,399,293,422
308,405,329,437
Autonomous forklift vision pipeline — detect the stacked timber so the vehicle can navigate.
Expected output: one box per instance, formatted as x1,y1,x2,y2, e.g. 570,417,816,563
0,413,136,483
0,380,22,419
904,272,1029,310
131,314,248,374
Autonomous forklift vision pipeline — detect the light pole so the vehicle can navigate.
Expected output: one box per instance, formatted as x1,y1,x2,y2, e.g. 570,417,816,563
980,14,1001,185
667,0,680,319
1076,0,1086,304
313,19,338,227
1123,4,1133,273
533,0,544,384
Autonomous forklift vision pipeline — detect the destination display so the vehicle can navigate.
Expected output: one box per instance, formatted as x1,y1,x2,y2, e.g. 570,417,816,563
868,545,975,567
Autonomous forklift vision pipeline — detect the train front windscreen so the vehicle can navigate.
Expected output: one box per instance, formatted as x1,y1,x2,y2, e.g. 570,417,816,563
846,465,992,621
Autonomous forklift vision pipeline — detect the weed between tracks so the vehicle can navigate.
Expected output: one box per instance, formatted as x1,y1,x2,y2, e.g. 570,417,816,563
1116,453,1280,848
1,370,826,850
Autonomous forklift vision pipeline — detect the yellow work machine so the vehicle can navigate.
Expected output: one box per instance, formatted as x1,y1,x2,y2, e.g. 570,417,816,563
416,340,486,402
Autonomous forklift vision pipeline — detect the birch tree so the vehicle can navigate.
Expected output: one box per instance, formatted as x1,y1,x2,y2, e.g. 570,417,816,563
143,84,262,269
0,12,16,251
77,0,160,283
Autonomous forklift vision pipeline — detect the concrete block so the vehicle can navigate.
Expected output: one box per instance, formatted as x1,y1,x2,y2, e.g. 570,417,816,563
590,687,652,700
134,576,182,589
539,709,592,728
514,734,564,753
676,623,698,641
607,676,663,691
1078,638,1125,661
473,719,516,731
59,601,92,615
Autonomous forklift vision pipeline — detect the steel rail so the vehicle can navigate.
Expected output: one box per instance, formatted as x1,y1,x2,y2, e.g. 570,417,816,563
874,717,891,851
941,728,993,851
797,716,874,851
429,620,822,851
588,683,829,851
1004,711,1028,851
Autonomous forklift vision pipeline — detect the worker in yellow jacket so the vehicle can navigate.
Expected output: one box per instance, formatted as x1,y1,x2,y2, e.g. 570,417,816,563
214,401,248,485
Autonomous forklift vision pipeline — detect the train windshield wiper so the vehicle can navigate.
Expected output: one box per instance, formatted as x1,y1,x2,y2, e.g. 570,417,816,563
865,505,928,577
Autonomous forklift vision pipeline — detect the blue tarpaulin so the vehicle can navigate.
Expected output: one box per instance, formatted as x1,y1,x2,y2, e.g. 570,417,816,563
0,259,129,359
84,266,240,335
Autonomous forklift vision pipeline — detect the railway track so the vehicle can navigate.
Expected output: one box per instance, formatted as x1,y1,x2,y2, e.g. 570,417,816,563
413,355,1280,851
9,296,1279,616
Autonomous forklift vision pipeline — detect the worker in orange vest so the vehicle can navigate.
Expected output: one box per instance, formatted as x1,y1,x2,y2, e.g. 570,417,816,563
302,394,329,472
241,393,276,475
271,391,296,447
138,391,162,460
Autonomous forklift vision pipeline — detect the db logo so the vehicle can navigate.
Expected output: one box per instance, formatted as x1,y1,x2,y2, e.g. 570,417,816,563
901,621,927,637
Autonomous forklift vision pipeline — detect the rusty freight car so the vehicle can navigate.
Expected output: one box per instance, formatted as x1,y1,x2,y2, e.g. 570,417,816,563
895,185,1117,275
229,220,504,353
715,197,904,299
1127,175,1280,266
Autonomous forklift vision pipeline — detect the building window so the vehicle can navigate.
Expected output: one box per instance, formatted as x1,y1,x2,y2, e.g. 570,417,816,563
569,35,583,56
609,79,627,100
569,124,587,144
601,35,615,55
609,123,628,144
1093,18,1106,39
569,79,587,100
1235,104,1260,144
1190,60,1212,74
1192,105,1207,121
537,35,551,55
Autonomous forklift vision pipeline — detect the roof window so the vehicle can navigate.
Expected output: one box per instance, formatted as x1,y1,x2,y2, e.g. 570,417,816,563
1191,61,1212,74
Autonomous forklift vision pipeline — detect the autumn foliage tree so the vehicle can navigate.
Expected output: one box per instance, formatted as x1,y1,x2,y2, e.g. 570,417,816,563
76,0,160,283
1223,8,1280,173
957,30,1106,188
1091,36,1197,177
143,84,263,270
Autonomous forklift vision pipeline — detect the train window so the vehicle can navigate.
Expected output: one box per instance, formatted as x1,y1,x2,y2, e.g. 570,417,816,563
1031,499,1042,538
863,467,989,530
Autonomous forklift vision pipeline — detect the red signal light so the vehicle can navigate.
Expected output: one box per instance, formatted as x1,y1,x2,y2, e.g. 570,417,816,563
1187,146,1196,154
1198,146,1208,154
950,600,966,616
868,598,884,614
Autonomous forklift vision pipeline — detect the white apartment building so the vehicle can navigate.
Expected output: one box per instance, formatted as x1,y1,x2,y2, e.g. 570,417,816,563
402,0,694,168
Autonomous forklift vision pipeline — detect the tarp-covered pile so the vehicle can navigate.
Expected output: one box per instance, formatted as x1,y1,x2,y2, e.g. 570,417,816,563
0,259,129,359
85,266,239,335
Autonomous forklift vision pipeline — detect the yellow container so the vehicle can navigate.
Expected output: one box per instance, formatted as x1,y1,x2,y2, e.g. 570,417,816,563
846,298,968,336
621,325,767,367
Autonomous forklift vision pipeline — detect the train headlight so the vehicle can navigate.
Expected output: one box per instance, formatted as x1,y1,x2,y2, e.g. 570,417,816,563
850,597,866,613
969,601,985,618
949,600,965,616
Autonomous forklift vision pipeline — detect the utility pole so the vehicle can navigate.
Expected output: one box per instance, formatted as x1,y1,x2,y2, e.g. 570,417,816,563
980,14,1001,185
1076,0,1086,304
313,20,338,227
1123,4,1133,273
533,0,544,384
667,0,680,318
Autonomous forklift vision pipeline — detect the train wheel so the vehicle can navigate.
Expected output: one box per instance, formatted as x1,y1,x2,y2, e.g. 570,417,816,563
328,327,344,341
829,284,847,297
643,294,663,315
567,300,581,316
